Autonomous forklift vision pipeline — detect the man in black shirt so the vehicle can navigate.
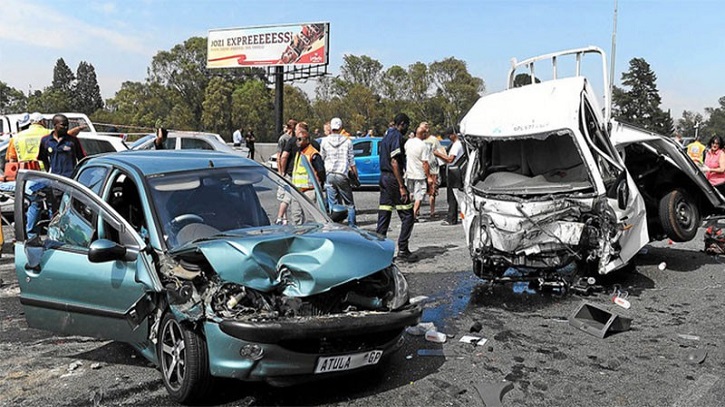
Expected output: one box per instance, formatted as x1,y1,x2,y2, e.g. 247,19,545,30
376,113,417,262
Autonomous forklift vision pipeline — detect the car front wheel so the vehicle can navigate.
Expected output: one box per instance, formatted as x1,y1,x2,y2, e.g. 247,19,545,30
158,312,211,403
658,188,700,242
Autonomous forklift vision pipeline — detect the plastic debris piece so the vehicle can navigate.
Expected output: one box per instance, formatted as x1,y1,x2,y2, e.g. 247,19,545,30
658,262,667,271
69,361,83,371
677,334,700,341
418,349,446,357
409,295,429,305
470,321,483,333
405,322,436,336
613,296,631,309
568,302,632,338
460,335,488,346
425,329,447,343
686,349,708,365
474,381,514,407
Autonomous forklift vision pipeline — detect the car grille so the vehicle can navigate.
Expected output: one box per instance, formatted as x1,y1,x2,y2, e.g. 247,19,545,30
277,328,403,354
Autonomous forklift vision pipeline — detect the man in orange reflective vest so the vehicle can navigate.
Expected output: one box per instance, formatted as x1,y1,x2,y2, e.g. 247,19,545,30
291,128,325,202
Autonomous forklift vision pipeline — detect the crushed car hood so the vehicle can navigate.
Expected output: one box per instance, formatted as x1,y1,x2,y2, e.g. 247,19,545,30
179,225,394,296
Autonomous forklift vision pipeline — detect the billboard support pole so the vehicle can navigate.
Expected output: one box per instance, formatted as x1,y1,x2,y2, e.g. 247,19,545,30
275,66,284,136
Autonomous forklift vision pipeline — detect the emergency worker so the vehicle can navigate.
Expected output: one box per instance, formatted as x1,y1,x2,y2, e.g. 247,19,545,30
6,112,47,172
291,128,325,203
687,135,706,164
376,113,417,262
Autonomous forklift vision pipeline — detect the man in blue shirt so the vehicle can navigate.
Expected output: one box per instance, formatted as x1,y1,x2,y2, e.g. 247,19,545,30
37,114,86,178
376,113,417,262
27,114,86,237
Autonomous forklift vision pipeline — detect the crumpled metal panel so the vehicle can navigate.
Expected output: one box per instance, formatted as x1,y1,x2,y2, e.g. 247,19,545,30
193,225,394,296
481,199,589,253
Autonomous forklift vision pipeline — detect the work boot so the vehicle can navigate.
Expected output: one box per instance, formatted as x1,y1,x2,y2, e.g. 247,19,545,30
396,249,419,263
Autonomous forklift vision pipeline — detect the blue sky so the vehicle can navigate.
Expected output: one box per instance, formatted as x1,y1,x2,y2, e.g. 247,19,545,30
0,0,721,119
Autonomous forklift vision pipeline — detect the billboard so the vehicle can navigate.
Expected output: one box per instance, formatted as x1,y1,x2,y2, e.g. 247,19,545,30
207,22,329,68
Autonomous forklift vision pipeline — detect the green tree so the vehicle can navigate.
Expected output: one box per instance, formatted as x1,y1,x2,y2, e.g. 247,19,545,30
0,81,27,114
428,57,484,128
74,61,104,114
201,77,233,137
283,84,314,126
339,55,383,92
677,110,704,139
52,58,75,93
705,97,725,140
612,57,672,135
231,80,274,141
148,37,210,129
27,89,73,113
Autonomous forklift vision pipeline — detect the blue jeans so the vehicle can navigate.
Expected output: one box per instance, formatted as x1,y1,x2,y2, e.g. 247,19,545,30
325,173,356,227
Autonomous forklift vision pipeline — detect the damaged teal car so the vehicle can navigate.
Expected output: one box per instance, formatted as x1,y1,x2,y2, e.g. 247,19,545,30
13,150,421,403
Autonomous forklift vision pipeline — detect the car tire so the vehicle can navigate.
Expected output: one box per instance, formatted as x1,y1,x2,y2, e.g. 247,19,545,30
158,312,212,403
658,188,700,242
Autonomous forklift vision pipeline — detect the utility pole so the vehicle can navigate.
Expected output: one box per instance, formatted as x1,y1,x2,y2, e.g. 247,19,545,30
609,0,618,103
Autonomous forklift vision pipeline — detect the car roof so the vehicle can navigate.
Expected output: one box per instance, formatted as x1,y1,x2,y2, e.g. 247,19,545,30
87,150,258,175
460,76,587,138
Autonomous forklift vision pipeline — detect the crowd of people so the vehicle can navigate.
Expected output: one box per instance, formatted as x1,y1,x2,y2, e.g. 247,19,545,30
272,113,466,263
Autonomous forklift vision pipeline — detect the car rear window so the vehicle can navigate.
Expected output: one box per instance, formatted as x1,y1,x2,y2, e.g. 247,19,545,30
79,139,116,156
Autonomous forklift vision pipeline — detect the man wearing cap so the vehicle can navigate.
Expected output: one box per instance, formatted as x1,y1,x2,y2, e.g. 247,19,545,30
320,117,358,226
6,112,47,172
376,113,417,262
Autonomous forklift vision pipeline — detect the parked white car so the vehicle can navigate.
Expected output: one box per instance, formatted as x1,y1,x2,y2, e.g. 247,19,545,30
131,131,250,157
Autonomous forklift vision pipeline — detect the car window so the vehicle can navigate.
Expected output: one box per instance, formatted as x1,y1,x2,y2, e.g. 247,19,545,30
353,141,372,157
146,166,327,248
76,166,109,195
79,139,117,156
180,138,214,150
20,173,131,250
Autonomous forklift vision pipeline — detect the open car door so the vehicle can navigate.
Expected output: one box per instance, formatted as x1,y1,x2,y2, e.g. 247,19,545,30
13,170,162,342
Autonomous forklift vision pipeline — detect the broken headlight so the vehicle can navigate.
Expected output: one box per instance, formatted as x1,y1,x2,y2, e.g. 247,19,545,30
386,265,409,310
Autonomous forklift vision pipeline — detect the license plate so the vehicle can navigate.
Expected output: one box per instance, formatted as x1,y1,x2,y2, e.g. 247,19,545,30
314,350,383,374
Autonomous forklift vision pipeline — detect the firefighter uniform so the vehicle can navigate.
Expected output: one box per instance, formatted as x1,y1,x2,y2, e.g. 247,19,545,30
376,127,414,254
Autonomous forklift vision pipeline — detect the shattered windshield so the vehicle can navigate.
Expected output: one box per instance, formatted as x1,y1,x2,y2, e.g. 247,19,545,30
472,130,595,195
147,166,327,248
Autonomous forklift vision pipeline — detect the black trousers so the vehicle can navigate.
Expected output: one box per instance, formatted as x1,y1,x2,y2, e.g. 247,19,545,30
376,172,414,252
446,185,459,224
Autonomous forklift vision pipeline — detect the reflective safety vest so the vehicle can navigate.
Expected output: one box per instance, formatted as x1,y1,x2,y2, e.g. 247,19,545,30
14,124,48,163
291,145,319,192
687,141,706,164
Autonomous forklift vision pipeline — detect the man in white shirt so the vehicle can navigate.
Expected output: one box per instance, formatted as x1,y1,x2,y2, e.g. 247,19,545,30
232,126,244,147
404,123,433,221
443,128,464,225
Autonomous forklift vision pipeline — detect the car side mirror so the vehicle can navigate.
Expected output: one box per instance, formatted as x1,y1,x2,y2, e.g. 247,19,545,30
616,179,629,210
88,239,127,263
329,204,349,223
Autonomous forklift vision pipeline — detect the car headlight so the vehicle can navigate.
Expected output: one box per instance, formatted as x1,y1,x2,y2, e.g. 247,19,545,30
387,265,409,310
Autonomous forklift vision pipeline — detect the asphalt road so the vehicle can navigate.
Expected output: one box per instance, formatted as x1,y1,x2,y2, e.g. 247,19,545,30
1,188,725,407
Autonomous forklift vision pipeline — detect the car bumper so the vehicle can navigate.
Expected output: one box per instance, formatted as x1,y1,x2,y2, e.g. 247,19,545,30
205,305,421,382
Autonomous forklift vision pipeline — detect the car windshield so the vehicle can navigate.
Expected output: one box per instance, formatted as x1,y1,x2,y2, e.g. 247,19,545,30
146,166,328,249
130,135,155,149
472,130,595,195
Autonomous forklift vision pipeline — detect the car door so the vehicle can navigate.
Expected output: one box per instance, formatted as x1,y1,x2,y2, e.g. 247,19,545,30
580,99,648,271
353,139,378,185
13,170,161,343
